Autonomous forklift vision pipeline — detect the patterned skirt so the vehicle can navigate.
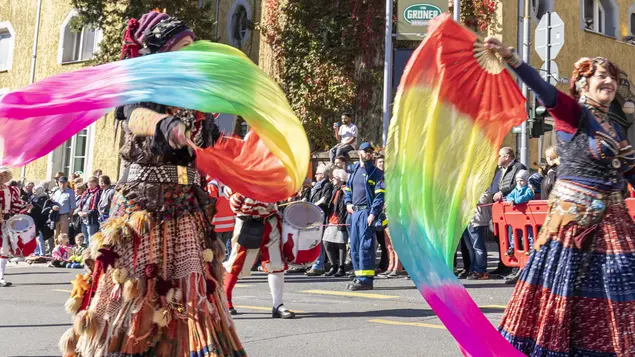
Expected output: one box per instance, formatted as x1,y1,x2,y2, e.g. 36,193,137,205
59,186,246,357
499,181,635,356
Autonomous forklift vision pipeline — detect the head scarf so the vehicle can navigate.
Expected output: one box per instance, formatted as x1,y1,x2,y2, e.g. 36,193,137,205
33,185,46,198
120,10,195,60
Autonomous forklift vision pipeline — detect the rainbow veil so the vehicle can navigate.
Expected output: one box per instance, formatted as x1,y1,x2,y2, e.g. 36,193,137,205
386,14,527,356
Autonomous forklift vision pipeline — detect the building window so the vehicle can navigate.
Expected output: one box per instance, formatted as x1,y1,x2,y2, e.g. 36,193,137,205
59,10,102,64
0,22,15,72
62,129,89,175
227,0,252,47
582,0,618,37
631,12,635,35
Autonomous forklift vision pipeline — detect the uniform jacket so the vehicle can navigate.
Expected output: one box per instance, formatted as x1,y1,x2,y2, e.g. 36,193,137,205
344,161,385,217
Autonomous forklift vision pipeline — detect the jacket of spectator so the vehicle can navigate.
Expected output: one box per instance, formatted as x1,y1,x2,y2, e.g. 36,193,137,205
98,185,115,222
540,165,558,200
498,159,527,198
310,178,334,216
470,191,493,228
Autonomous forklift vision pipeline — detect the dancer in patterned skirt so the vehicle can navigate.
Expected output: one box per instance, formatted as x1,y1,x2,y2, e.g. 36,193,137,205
486,37,635,356
58,10,245,357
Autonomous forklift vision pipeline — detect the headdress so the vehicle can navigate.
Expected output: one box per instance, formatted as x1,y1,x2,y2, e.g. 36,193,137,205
569,56,619,99
120,10,195,60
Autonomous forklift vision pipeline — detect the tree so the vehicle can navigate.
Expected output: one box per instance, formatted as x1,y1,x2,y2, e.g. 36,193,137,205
70,0,216,64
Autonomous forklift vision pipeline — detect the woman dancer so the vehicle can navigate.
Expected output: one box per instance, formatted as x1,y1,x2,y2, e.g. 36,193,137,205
486,37,635,356
59,11,245,357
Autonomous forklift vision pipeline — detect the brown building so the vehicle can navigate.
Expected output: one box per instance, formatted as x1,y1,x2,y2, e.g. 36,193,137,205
495,0,635,168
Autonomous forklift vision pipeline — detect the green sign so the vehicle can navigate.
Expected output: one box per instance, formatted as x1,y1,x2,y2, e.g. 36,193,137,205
397,0,447,40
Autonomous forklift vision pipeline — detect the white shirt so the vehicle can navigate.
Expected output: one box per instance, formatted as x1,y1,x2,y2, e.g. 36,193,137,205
338,123,358,148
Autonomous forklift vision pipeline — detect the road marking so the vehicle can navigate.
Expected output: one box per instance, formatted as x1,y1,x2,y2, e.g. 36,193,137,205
52,289,72,293
479,304,507,310
369,319,446,329
234,305,305,313
302,289,399,299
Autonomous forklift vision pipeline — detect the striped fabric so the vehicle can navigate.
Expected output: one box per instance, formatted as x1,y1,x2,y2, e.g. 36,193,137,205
208,182,235,233
229,193,277,219
499,186,635,356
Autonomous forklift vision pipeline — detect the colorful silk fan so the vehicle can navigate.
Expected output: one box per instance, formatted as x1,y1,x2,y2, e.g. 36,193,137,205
386,14,526,356
0,41,308,202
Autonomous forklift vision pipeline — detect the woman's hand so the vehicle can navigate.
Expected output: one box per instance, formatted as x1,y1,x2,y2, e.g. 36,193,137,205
483,37,512,58
168,123,190,149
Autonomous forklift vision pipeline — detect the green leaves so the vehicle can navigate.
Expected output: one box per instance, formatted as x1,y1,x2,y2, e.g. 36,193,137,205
70,0,216,64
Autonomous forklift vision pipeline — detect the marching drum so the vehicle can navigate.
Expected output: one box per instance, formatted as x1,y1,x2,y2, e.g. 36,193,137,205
282,202,324,265
1,214,37,257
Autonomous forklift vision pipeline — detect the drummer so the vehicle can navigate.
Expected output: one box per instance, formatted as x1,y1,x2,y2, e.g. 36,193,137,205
0,167,28,287
223,190,296,319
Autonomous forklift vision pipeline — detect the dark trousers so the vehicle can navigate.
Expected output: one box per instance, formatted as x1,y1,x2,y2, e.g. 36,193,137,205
329,144,354,163
325,241,346,267
375,230,389,271
454,231,472,271
350,209,376,284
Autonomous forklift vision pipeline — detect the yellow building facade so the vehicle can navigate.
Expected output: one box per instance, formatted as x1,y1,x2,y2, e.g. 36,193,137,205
496,0,635,168
0,0,262,184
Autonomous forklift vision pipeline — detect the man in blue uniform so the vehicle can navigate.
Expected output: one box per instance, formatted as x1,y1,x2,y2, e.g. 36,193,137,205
344,142,385,291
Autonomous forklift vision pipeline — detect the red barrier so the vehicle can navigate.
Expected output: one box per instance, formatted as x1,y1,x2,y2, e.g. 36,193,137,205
493,198,635,268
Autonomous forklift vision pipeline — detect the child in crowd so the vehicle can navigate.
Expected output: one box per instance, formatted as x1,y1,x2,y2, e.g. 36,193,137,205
505,170,534,256
66,233,87,269
48,234,72,267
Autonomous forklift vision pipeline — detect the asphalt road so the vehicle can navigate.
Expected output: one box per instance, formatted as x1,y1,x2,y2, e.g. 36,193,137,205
0,254,514,357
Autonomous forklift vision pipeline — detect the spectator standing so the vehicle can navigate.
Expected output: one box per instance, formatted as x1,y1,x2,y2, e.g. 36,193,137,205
464,190,493,280
98,175,115,223
77,176,101,242
322,168,349,276
208,179,236,259
493,147,527,202
306,165,334,276
329,113,358,163
373,156,389,272
69,184,86,243
51,177,76,253
541,145,560,199
93,169,103,178
344,142,385,290
22,182,35,201
29,185,55,256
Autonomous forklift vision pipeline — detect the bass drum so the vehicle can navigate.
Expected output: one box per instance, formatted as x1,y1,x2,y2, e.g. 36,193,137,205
1,214,37,257
282,202,324,265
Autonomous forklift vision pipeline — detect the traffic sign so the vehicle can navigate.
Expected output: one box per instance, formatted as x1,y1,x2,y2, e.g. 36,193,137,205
535,12,564,61
540,61,559,85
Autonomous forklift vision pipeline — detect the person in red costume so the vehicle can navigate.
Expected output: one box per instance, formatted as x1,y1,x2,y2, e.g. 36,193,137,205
0,166,28,287
223,190,296,318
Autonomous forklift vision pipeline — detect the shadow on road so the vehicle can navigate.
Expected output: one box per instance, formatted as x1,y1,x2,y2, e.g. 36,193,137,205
0,323,72,329
235,308,436,320
7,271,70,276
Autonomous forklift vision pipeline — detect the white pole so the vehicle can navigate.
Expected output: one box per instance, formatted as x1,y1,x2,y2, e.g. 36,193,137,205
21,0,42,183
519,0,530,167
381,0,393,147
454,0,460,21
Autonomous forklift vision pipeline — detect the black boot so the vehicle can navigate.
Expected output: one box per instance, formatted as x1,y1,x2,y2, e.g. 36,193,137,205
334,266,346,277
325,265,338,276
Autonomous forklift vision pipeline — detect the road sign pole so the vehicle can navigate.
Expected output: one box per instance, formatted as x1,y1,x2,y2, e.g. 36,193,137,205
382,0,393,147
520,0,530,167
